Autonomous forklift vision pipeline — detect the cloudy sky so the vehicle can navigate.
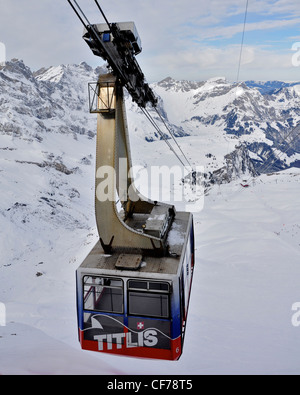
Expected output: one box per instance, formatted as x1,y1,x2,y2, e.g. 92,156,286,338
0,0,299,82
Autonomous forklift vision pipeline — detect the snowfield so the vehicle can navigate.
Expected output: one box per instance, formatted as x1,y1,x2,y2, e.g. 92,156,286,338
1,131,300,374
0,60,300,375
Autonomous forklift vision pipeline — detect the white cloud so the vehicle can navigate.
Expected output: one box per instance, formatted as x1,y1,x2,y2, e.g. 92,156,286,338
148,43,296,82
0,0,299,81
200,17,300,41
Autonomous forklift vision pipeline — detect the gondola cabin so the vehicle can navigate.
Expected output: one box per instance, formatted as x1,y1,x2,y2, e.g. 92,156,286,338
67,2,196,361
76,212,194,361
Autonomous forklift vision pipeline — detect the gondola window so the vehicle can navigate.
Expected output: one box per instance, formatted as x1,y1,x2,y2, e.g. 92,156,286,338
83,276,123,313
128,280,170,318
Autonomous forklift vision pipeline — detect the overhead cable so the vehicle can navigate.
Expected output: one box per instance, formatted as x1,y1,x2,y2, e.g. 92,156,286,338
236,0,249,83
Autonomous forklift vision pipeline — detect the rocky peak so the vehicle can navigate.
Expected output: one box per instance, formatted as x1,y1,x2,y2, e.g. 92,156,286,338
0,58,35,82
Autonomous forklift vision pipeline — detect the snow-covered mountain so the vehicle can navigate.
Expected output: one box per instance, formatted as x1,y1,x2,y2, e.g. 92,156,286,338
152,76,300,173
1,164,300,375
0,59,105,141
1,59,300,375
1,59,299,181
0,58,299,233
244,80,300,95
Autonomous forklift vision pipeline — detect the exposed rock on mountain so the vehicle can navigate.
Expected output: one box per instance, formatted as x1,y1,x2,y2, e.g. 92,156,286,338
0,58,299,189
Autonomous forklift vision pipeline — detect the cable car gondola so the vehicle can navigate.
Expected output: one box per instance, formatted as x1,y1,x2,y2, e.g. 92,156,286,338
76,210,194,360
68,0,196,360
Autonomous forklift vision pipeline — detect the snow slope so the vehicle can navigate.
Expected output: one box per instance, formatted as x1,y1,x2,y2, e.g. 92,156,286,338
1,131,300,374
0,60,300,375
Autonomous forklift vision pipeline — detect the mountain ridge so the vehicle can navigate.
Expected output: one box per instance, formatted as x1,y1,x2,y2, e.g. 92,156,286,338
1,58,300,179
